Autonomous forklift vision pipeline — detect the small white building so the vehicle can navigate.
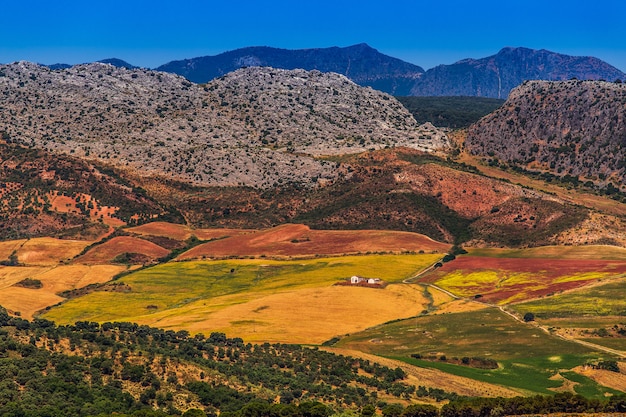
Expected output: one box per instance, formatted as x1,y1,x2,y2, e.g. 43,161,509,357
348,276,383,286
350,275,364,284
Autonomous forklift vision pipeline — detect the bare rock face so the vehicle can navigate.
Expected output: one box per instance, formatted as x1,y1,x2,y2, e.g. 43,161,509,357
466,80,626,190
0,63,447,188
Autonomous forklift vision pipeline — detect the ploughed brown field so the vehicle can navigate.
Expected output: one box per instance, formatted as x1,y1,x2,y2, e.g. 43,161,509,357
74,236,170,264
127,221,253,241
177,223,451,259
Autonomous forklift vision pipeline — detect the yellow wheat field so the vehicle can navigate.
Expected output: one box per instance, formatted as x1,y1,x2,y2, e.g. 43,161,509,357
0,264,126,319
0,237,92,265
80,284,430,345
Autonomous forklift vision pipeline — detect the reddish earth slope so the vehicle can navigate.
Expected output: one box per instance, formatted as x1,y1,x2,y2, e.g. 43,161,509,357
74,236,170,264
178,224,451,259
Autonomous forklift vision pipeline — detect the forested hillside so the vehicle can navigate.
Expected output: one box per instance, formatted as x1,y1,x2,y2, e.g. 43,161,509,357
0,307,624,417
396,96,504,128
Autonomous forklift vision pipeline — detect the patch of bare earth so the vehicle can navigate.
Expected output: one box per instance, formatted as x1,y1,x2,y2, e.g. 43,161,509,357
573,365,626,393
49,191,126,227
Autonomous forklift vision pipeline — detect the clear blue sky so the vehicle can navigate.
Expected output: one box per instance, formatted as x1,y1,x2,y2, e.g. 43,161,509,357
2,0,625,72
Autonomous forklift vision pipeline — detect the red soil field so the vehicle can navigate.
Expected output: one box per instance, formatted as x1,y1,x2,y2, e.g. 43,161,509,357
74,236,170,264
126,222,252,241
177,224,451,260
424,256,626,304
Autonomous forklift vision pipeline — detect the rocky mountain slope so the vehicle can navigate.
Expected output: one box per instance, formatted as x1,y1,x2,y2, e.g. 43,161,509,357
0,62,446,188
411,47,626,98
157,43,424,95
466,80,626,190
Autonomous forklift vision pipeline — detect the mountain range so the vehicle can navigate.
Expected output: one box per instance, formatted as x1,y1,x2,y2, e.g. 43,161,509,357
410,47,626,98
37,44,626,98
157,43,424,96
3,61,623,247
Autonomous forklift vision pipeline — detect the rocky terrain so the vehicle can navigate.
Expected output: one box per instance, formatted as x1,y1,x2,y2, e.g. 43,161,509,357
1,61,624,248
410,47,626,98
466,80,626,190
0,62,447,188
157,43,424,95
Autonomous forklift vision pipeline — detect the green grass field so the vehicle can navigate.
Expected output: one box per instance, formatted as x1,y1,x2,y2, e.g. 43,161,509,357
513,280,626,318
41,254,439,325
335,308,595,359
399,356,621,396
334,308,612,395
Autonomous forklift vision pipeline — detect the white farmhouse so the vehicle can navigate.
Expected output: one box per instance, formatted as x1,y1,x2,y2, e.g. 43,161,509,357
350,275,364,284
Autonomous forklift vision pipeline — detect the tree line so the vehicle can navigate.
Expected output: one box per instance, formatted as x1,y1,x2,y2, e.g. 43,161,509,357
0,307,624,417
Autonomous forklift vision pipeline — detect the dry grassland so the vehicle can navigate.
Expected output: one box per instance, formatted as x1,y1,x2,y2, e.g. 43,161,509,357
0,266,49,287
0,238,91,265
0,239,27,260
0,264,126,319
426,286,455,307
159,284,429,344
573,366,626,393
431,299,488,315
17,237,92,264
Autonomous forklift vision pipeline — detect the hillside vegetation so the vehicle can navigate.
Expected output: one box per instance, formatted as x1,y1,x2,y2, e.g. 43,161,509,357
0,141,172,240
133,149,599,248
4,307,626,417
396,96,505,128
